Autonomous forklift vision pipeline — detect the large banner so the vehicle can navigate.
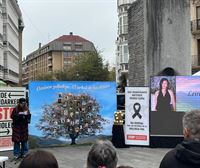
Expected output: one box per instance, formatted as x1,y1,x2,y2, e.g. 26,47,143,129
0,87,26,151
125,87,149,146
29,81,116,147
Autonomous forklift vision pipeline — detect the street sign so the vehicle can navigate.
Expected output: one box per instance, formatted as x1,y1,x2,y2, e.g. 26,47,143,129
0,120,12,137
0,87,26,151
0,88,26,107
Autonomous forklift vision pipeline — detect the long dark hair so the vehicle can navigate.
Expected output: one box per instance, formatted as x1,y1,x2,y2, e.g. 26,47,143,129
159,78,169,91
18,150,59,168
16,103,29,113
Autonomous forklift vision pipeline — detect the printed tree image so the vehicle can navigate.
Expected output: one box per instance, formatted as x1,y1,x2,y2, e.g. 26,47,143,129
36,93,109,144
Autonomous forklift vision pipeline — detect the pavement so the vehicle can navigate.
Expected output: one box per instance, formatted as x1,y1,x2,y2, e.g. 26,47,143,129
1,145,171,168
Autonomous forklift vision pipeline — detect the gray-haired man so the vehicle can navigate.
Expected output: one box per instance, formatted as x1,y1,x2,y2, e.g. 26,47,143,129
160,110,200,168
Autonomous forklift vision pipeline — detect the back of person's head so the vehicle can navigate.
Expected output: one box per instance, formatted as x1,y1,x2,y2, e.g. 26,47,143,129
18,150,59,168
183,110,200,141
87,140,118,168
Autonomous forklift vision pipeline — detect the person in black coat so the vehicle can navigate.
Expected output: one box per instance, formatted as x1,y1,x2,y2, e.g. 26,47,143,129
11,98,31,159
159,110,200,168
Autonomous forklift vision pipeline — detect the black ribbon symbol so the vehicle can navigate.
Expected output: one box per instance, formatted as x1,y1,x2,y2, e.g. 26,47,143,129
132,103,142,119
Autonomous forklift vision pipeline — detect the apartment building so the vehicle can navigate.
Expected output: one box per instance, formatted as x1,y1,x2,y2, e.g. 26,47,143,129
22,33,95,85
116,0,135,86
191,0,200,74
0,0,24,85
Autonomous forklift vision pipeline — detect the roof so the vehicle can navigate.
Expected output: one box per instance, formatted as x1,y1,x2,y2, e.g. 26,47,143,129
25,34,93,59
54,35,90,43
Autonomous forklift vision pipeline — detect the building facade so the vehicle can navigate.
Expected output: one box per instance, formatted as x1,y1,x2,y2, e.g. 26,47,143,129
116,0,135,86
22,33,95,85
191,0,200,74
0,0,24,85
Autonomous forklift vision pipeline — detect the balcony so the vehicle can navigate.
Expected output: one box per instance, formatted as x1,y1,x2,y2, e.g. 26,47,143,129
120,63,129,74
48,60,52,66
118,0,135,6
191,19,200,35
48,55,52,60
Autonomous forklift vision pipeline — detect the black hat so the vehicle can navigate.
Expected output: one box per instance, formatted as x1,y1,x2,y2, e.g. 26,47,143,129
19,98,26,104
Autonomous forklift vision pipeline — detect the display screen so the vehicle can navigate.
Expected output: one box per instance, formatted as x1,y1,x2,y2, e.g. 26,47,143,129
176,76,200,112
151,76,200,112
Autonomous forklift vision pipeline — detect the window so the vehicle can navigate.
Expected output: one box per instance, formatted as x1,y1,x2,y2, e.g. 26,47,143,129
197,6,200,29
119,15,128,35
75,44,83,50
125,64,128,70
124,6,128,11
123,15,128,34
63,43,72,50
119,17,123,34
119,46,123,62
123,45,129,63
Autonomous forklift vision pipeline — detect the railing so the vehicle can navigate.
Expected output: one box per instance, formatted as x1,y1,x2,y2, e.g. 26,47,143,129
191,19,200,33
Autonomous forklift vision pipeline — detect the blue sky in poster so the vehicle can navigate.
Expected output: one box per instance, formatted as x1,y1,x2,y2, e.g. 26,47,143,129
29,81,116,138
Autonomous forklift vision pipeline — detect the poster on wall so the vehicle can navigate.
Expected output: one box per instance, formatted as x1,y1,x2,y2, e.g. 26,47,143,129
150,76,176,112
125,87,149,146
29,81,116,147
0,87,26,151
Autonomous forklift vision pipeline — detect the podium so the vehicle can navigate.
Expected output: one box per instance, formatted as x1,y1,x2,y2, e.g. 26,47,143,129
111,125,127,148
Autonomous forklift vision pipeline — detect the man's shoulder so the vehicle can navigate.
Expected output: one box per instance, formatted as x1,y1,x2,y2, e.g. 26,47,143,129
163,148,177,160
159,148,177,168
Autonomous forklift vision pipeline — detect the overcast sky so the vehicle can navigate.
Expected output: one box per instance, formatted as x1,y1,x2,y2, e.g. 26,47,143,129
18,0,118,65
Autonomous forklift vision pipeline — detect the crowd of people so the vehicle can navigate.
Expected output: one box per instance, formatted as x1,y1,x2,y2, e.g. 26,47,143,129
18,140,132,168
10,97,200,168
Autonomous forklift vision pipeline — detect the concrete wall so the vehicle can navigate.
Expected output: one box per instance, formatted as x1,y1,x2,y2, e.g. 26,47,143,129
52,52,63,72
128,0,145,86
128,0,191,86
191,1,200,67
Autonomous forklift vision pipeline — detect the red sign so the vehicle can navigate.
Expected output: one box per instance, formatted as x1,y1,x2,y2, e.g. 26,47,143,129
127,134,147,141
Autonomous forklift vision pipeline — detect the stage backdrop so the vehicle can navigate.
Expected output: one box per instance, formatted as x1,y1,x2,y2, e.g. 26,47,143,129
125,87,149,146
29,81,116,146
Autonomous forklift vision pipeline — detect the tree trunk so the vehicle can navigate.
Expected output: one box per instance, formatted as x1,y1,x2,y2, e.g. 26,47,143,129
71,137,76,145
69,133,78,145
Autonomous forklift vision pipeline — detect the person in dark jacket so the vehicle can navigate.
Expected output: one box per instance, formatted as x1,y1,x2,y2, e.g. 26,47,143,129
159,110,200,168
11,98,31,159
